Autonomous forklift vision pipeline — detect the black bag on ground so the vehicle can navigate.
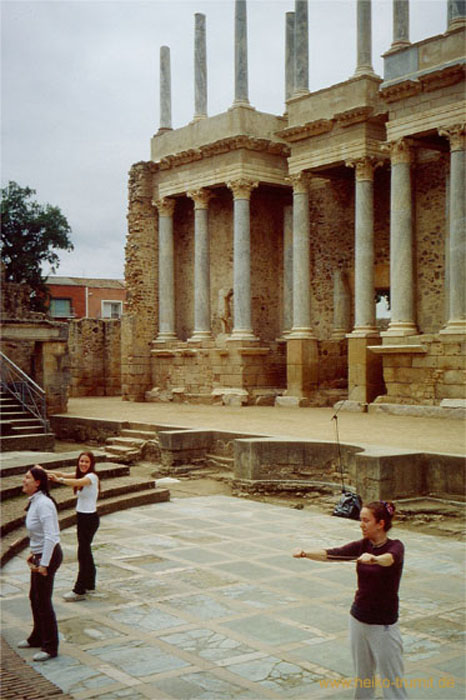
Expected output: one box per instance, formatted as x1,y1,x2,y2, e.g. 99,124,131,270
333,491,362,520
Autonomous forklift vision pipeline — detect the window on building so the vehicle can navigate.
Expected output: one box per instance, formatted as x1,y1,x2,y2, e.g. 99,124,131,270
50,298,73,318
102,301,123,319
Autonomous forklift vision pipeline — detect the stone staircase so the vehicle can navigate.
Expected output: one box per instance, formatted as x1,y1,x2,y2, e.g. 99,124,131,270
105,425,160,462
0,449,170,567
0,391,55,452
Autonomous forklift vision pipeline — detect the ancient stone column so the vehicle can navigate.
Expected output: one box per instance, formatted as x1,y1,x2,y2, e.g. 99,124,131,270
385,139,417,335
439,124,466,333
194,13,207,121
290,173,314,338
187,189,213,340
227,179,258,340
347,157,378,335
354,0,376,77
285,12,295,102
294,0,309,97
159,46,172,131
447,1,466,30
332,269,352,339
391,0,410,50
154,198,177,341
444,163,451,324
282,205,293,335
234,0,249,105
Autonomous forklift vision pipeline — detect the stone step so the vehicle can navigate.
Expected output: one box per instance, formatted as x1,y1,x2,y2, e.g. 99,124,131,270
105,444,141,457
106,436,145,447
1,417,43,428
1,475,157,538
11,424,44,436
120,429,158,440
0,462,130,500
0,449,107,479
0,410,27,420
205,453,235,469
1,487,170,567
0,433,55,453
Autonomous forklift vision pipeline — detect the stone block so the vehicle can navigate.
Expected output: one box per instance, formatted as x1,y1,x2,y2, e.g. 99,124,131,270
275,396,309,407
442,370,466,385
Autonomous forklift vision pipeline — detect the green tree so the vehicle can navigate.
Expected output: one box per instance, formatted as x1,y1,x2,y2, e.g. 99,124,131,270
1,181,73,310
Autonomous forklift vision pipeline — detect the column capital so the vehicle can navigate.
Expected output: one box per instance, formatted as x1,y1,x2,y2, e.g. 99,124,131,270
383,138,414,165
153,197,176,216
227,179,258,200
187,188,214,210
439,123,466,152
288,171,311,194
346,156,384,181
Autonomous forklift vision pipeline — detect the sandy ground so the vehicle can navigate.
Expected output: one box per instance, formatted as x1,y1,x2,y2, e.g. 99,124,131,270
66,397,466,455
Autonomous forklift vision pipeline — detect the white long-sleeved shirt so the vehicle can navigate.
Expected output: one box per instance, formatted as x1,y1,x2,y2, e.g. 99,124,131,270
25,491,60,567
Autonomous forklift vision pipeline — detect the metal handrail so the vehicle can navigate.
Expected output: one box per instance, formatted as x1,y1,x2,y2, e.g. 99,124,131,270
0,351,49,432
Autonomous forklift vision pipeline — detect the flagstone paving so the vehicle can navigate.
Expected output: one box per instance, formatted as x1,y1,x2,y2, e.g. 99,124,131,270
1,495,465,699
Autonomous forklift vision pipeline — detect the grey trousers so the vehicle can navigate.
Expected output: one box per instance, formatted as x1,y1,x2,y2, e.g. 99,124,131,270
349,615,408,699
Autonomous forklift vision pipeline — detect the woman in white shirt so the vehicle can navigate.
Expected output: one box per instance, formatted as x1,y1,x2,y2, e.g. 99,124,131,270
47,451,99,601
18,466,62,661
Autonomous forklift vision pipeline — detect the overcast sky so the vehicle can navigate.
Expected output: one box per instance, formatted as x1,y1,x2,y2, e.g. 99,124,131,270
1,0,446,280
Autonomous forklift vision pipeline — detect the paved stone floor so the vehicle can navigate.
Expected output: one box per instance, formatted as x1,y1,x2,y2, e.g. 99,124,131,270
1,493,465,699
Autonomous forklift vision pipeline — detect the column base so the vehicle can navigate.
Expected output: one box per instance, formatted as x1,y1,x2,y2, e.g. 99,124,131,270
188,331,213,342
381,322,417,337
331,328,351,340
288,327,316,340
228,329,259,342
347,326,379,338
154,332,178,343
353,66,378,78
439,319,466,335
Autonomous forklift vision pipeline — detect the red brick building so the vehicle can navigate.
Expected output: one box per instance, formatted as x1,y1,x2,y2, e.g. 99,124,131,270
46,277,126,320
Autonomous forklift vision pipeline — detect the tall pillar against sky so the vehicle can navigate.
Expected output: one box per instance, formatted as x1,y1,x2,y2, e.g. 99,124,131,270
194,13,207,120
159,46,172,131
227,179,258,340
354,0,376,77
391,0,410,50
385,139,417,336
294,0,309,96
439,124,466,334
154,198,177,341
347,157,378,336
234,0,249,105
188,189,213,341
285,12,295,102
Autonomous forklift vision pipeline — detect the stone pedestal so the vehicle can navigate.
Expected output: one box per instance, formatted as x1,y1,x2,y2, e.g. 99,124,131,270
347,335,384,404
286,337,318,397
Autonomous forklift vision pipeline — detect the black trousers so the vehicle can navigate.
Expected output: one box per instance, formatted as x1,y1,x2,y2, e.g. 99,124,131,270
73,511,100,594
28,543,63,656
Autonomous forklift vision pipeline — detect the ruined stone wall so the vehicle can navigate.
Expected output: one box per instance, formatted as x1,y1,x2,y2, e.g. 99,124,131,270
414,156,447,333
308,178,355,339
377,335,465,405
68,319,121,397
122,162,158,400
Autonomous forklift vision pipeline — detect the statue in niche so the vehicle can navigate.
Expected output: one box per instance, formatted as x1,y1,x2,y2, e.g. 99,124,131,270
218,288,233,334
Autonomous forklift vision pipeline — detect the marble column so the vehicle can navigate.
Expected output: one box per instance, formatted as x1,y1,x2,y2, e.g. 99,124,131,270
385,139,417,335
187,189,213,340
282,205,293,336
290,173,314,338
234,0,249,106
285,12,295,102
439,124,466,333
354,0,376,77
154,198,177,341
447,1,466,30
294,0,309,97
227,179,258,340
159,46,172,131
444,163,451,324
194,13,207,121
347,157,378,336
332,270,352,339
391,0,410,50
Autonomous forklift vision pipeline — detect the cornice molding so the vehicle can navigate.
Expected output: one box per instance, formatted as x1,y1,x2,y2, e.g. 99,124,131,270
276,118,334,143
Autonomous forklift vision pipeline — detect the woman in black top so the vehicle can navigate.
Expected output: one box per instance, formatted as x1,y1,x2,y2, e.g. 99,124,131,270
293,501,407,699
